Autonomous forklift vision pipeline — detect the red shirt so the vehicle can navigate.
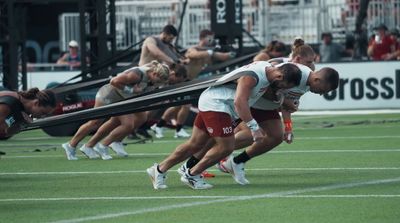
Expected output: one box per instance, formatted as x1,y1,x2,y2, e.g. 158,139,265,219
369,35,395,60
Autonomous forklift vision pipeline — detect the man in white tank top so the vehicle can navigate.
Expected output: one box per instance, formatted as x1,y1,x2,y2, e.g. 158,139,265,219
180,61,339,185
146,61,302,189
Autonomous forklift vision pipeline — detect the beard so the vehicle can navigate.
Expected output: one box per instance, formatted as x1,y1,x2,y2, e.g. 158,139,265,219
269,80,280,90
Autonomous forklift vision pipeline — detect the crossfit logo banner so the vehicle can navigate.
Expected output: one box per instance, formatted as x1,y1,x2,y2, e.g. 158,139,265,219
299,61,400,110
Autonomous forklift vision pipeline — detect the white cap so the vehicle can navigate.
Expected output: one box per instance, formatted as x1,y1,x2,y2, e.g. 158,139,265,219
68,40,79,48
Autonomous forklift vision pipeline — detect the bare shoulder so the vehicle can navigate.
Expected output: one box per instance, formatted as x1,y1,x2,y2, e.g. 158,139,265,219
144,36,156,45
0,91,18,98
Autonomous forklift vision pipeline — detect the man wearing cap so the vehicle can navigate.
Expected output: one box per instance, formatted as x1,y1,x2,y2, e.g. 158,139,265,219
367,24,396,61
57,40,81,68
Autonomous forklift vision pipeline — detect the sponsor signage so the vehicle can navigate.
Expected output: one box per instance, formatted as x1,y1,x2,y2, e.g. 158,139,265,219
300,61,400,110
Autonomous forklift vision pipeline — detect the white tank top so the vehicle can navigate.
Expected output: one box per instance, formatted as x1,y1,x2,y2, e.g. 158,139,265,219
198,61,272,119
252,63,311,110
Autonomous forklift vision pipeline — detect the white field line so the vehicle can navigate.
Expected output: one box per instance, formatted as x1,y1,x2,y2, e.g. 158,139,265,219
275,194,400,198
48,177,400,223
3,134,400,146
6,133,400,143
1,167,399,176
3,148,400,159
1,194,400,203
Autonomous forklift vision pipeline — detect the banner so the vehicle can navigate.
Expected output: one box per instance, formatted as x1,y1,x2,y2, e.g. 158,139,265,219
301,61,400,110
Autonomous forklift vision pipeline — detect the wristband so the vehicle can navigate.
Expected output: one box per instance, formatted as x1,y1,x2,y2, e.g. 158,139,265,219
207,49,214,56
283,119,292,132
123,85,134,94
246,119,260,131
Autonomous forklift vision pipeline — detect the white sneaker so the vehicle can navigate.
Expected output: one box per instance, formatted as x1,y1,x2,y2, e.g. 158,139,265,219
174,128,190,138
79,145,100,159
215,157,229,173
151,124,164,138
62,143,78,160
146,163,168,189
222,155,249,185
177,162,188,177
93,143,113,160
110,142,128,157
180,169,213,190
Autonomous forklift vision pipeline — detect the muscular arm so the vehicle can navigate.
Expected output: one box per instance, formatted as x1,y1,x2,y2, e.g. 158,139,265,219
144,37,176,65
110,69,141,90
185,48,210,60
234,75,257,123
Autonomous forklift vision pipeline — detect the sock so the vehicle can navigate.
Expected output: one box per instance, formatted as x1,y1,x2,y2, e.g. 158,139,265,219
156,165,164,174
233,151,251,164
186,156,200,169
156,119,166,128
176,124,183,132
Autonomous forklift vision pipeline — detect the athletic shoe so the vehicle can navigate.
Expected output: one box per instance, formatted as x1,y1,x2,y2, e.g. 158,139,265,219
222,156,249,185
174,129,190,138
79,145,100,159
110,142,128,157
150,124,164,138
62,142,78,161
180,168,213,190
177,163,187,177
215,157,230,173
93,143,113,160
201,171,216,178
146,163,167,189
178,162,215,178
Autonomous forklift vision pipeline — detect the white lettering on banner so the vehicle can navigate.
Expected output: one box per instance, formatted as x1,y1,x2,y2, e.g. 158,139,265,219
234,0,241,24
62,103,83,112
299,61,400,110
216,0,226,23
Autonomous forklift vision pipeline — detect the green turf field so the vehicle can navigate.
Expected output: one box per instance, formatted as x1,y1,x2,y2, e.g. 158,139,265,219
1,113,399,223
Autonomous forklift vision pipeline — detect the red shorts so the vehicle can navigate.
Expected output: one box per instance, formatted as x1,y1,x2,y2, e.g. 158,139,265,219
250,108,280,123
194,111,234,137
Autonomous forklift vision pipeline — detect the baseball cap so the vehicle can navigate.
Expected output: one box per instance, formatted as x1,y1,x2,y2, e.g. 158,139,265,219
68,40,79,48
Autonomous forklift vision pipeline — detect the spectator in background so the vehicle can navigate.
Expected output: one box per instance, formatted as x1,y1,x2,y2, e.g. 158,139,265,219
382,28,400,60
367,24,396,61
57,40,81,68
317,32,351,62
253,40,287,61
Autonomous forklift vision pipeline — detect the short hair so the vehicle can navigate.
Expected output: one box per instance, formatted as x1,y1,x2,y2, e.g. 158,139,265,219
278,63,302,86
320,67,339,90
321,32,333,40
199,29,214,39
170,63,187,79
162,25,178,36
